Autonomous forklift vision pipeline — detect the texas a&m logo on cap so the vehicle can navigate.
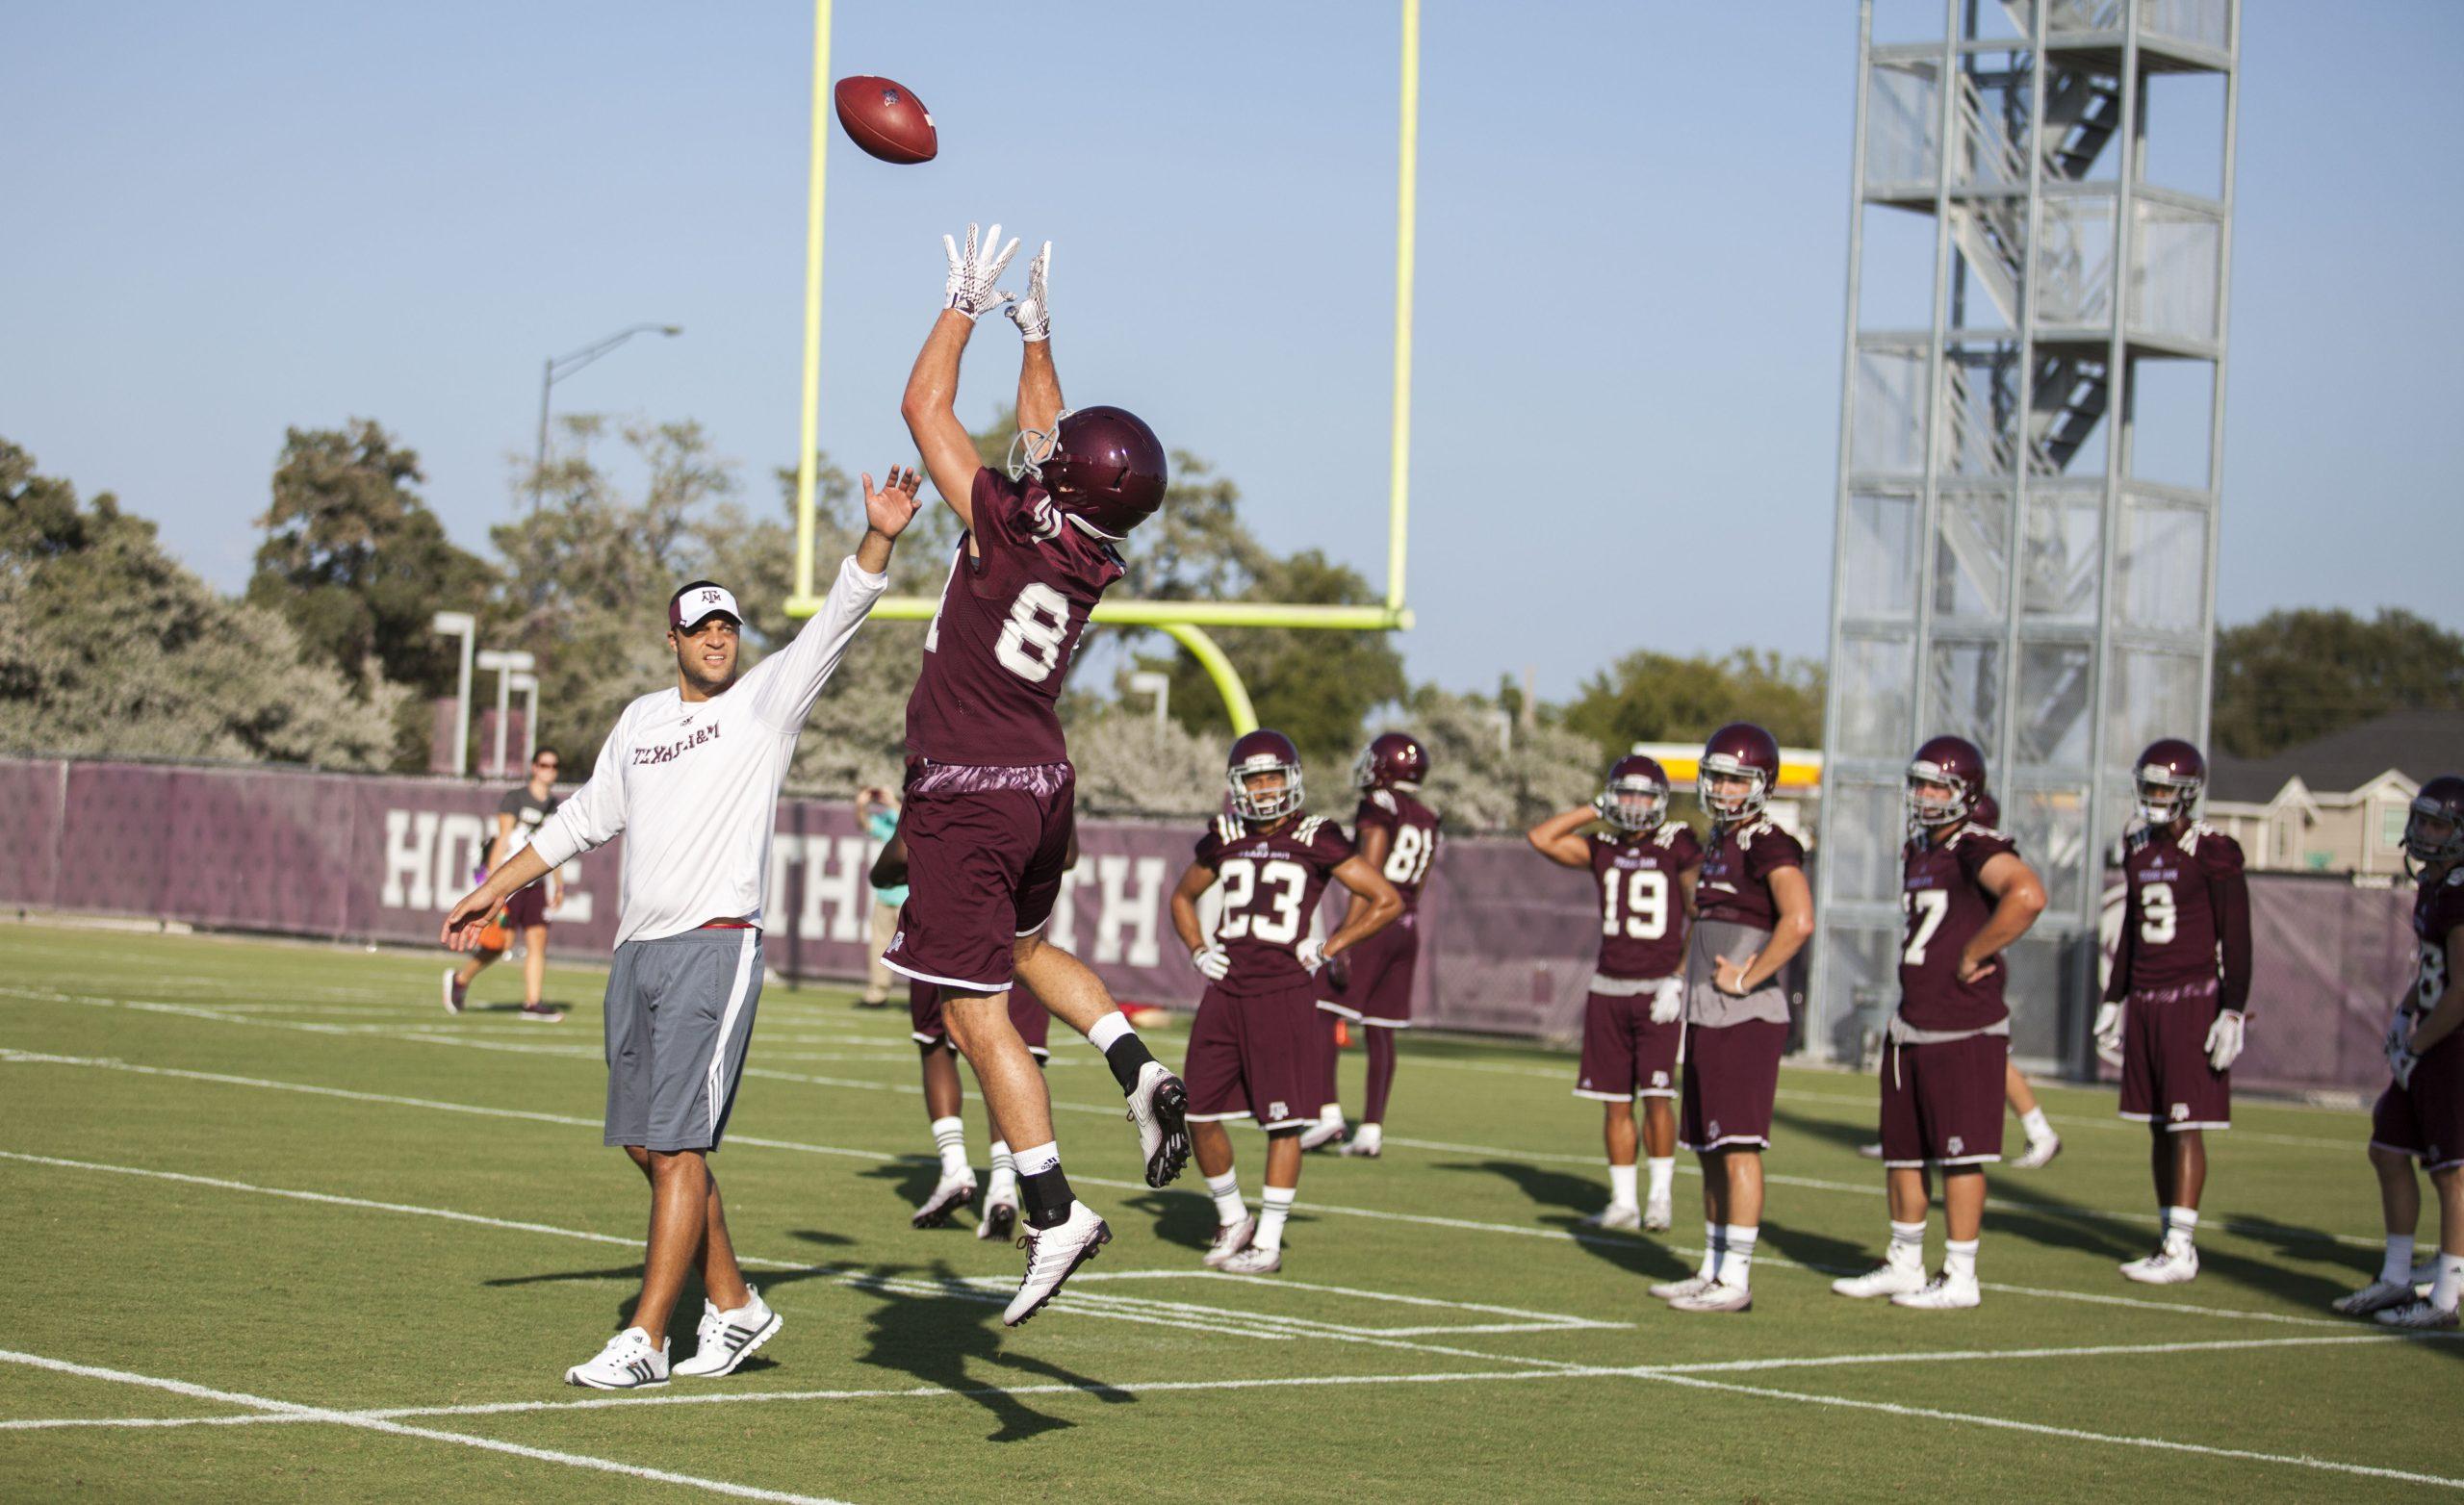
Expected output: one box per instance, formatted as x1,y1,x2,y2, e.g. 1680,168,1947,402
669,581,744,630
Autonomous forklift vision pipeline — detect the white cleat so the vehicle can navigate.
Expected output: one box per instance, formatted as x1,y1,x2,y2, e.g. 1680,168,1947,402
1832,1257,1929,1299
563,1327,668,1390
1217,1242,1283,1275
2119,1244,2200,1285
2009,1135,2063,1170
1891,1270,1983,1310
1003,1202,1111,1327
1297,1118,1348,1153
1855,1141,1884,1161
441,969,466,1016
975,1186,1019,1242
1338,1125,1384,1159
910,1171,978,1230
2373,1298,2461,1332
2332,1279,2419,1317
1649,1272,1716,1301
1201,1215,1258,1269
1644,1196,1674,1233
1125,1061,1192,1187
1667,1278,1754,1314
673,1288,781,1378
1580,1203,1643,1233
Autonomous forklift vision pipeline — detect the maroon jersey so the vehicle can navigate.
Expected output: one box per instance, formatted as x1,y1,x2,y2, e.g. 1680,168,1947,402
2105,823,2251,1010
905,467,1126,766
1695,818,1805,932
2409,868,2464,1017
1897,823,2019,1032
1588,824,1704,980
1194,812,1355,998
1353,788,1442,913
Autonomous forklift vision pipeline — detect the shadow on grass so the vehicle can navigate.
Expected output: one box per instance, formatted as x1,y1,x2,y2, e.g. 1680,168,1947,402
1430,1160,1688,1280
1127,1186,1221,1255
486,1258,845,1362
851,1259,1134,1441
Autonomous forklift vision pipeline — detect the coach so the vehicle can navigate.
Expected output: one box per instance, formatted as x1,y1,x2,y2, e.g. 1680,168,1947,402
442,469,921,1390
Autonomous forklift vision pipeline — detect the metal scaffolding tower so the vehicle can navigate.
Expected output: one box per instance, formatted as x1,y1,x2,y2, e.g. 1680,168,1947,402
1810,0,2240,1070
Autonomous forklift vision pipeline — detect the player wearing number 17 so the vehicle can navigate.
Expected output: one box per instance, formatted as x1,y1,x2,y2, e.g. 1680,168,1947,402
887,221,1190,1326
2094,738,2251,1287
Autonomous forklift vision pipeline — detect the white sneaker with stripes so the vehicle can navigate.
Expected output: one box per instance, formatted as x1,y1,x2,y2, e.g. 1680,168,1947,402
674,1288,782,1378
1003,1202,1111,1327
911,1171,977,1229
564,1327,668,1390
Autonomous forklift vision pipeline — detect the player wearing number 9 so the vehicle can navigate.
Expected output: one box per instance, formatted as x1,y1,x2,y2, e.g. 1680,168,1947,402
1168,731,1404,1275
886,220,1184,1327
2099,737,2251,1288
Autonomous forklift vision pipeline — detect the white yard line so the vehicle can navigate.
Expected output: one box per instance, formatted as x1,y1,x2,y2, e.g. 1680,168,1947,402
0,1349,860,1504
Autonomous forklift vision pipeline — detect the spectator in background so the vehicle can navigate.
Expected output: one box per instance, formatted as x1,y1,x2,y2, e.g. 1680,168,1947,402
858,784,905,1009
443,747,566,1021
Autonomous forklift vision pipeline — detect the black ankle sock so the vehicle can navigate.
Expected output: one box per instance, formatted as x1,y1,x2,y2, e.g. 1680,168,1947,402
1020,1165,1075,1230
1102,1033,1157,1094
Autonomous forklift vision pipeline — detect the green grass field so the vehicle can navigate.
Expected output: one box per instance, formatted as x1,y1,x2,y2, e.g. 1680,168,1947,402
0,919,2453,1503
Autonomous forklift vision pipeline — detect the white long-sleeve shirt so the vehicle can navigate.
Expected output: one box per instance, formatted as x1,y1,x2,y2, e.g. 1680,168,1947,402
531,555,887,946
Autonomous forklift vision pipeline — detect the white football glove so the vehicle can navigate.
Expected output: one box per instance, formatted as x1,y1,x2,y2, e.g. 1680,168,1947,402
1650,977,1684,1026
2388,1033,2421,1091
1007,241,1052,342
1191,943,1231,982
2092,1001,2126,1068
2203,1008,2246,1072
1297,937,1327,976
941,221,1020,320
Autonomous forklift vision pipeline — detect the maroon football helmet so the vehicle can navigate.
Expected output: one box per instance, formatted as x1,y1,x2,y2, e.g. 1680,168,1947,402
1012,405,1167,541
1971,791,2002,829
1227,728,1305,823
2131,737,2207,828
1698,722,1782,824
1907,734,1988,831
1353,730,1430,791
1599,753,1672,833
2404,774,2464,870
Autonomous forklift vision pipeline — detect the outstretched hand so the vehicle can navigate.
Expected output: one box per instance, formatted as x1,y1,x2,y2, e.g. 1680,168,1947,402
942,221,1020,320
862,467,924,539
1008,241,1052,342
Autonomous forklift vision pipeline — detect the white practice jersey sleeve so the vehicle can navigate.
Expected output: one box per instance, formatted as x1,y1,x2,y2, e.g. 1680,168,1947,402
528,554,887,945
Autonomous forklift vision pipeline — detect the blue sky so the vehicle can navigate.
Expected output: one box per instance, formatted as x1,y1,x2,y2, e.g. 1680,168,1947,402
6,1,2460,700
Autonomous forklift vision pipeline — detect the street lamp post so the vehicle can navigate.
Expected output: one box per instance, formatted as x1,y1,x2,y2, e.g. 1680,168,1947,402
475,650,538,778
532,323,683,510
1127,670,1171,727
431,612,475,778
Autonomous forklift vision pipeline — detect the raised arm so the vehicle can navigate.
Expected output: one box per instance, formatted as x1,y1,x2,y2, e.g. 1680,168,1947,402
1009,242,1064,440
902,222,1021,528
1527,805,1597,868
743,470,916,729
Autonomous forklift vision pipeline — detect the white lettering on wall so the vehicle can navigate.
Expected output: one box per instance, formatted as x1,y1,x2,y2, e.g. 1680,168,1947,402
1092,855,1167,968
380,810,437,910
1044,864,1084,952
431,814,489,909
798,834,868,942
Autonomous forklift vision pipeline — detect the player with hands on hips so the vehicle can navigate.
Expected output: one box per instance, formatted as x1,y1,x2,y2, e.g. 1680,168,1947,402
2333,775,2464,1330
1529,754,1702,1234
1170,731,1402,1275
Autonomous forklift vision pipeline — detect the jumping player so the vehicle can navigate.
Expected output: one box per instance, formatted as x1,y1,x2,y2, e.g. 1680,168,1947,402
1833,736,2046,1310
2333,775,2464,1330
1307,731,1441,1159
1528,753,1702,1233
886,223,1191,1325
440,472,915,1389
1169,731,1402,1273
2093,737,2251,1286
1651,723,1813,1314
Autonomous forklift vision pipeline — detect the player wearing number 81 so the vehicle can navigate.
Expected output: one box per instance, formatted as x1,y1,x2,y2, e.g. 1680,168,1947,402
888,221,1192,1326
1170,731,1403,1274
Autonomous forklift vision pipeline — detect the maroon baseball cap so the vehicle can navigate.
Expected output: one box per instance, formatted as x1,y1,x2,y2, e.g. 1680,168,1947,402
668,580,743,631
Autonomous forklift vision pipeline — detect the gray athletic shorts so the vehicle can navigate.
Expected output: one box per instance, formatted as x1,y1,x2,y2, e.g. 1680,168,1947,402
603,927,765,1153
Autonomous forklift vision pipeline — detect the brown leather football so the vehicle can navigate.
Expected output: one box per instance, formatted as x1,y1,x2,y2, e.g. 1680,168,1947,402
834,75,937,165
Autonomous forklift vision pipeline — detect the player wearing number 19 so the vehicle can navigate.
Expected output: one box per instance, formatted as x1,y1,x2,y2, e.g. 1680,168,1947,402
1831,736,2045,1311
1170,731,1403,1274
1527,754,1702,1234
888,221,1191,1327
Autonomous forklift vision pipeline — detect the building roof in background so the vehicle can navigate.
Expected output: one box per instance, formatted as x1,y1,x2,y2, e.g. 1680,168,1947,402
2207,709,2464,805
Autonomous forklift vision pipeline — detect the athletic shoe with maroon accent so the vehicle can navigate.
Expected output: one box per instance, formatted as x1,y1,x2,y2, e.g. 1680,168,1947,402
1003,1203,1110,1327
1202,1215,1258,1269
1667,1279,1753,1313
911,1170,977,1229
519,1002,565,1022
1891,1270,1982,1310
1126,1060,1192,1187
2374,1298,2460,1331
441,969,467,1015
2119,1244,2199,1284
1217,1242,1283,1275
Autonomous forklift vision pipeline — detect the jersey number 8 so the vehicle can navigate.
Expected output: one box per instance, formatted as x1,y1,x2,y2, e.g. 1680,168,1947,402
925,576,1071,686
1384,825,1435,887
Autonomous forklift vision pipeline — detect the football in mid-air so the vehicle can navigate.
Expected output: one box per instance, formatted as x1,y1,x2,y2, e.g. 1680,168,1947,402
834,75,937,164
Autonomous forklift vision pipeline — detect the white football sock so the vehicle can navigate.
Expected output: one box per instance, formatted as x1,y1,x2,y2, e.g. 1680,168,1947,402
2434,1252,2464,1311
1206,1170,1246,1228
1607,1162,1639,1208
1014,1140,1061,1177
986,1139,1016,1198
1698,1221,1725,1280
930,1116,968,1179
1088,1011,1134,1055
1888,1219,1928,1265
1646,1157,1675,1203
1255,1186,1296,1253
2163,1206,2198,1252
2379,1233,2416,1286
1720,1224,1758,1287
2019,1107,2053,1142
1944,1237,1979,1281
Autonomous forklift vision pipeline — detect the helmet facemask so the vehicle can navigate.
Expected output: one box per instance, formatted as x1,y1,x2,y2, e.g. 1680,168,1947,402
1229,756,1305,824
1904,766,1972,834
2403,798,2464,874
1604,776,1667,833
1006,411,1066,485
2134,768,2201,829
1699,761,1770,824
